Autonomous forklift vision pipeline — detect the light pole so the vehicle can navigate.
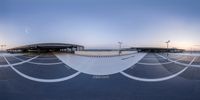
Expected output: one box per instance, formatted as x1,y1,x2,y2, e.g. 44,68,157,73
118,42,122,55
165,40,170,56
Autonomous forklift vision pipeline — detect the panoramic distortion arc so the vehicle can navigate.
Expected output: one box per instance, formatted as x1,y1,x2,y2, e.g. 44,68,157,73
55,53,147,75
137,56,185,66
156,54,200,68
121,57,196,82
12,55,64,66
0,56,39,68
3,56,81,83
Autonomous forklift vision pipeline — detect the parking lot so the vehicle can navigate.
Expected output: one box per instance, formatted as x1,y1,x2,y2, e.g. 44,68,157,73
1,53,200,100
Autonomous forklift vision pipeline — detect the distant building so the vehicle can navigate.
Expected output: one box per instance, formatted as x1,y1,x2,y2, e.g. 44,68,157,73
7,43,84,53
129,47,185,53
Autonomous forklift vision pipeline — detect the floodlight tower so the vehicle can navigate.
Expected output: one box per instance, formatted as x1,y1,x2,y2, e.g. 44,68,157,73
165,40,170,56
118,42,122,55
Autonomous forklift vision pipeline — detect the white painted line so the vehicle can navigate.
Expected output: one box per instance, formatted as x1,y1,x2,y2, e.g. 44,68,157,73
172,53,200,57
3,56,81,83
137,57,185,66
12,55,64,66
157,54,200,68
36,57,58,60
120,57,196,82
190,64,200,68
55,53,147,75
74,52,138,58
121,55,135,60
0,56,39,68
0,64,10,68
156,54,190,66
28,62,63,66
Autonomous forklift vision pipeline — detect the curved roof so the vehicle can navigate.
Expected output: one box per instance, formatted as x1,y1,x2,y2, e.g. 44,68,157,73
7,43,84,50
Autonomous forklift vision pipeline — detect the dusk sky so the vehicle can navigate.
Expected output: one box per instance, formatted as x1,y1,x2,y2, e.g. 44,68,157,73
0,0,200,50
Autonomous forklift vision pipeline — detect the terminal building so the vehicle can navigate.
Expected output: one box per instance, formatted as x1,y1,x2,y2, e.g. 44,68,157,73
7,43,84,53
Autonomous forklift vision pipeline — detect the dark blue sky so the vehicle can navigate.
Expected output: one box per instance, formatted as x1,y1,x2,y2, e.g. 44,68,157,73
0,0,200,50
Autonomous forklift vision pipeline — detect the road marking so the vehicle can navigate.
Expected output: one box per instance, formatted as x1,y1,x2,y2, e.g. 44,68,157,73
36,57,58,60
121,56,135,60
0,56,39,68
120,57,196,82
137,57,185,66
157,54,200,68
12,56,64,66
3,56,81,83
55,53,147,75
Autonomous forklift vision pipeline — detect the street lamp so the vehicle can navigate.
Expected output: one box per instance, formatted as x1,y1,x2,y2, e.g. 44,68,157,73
118,42,122,55
165,40,170,56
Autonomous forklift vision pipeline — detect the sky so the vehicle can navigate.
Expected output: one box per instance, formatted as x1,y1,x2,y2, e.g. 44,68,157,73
0,0,200,50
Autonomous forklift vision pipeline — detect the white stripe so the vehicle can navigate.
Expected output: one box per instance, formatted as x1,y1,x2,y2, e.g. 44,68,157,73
55,53,147,75
190,64,200,68
0,56,39,68
12,56,63,66
3,56,81,83
120,57,196,82
36,57,58,60
156,54,190,66
28,62,63,66
0,64,10,68
157,54,200,68
137,57,185,66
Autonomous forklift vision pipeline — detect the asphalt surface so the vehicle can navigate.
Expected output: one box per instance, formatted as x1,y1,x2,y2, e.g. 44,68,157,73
1,53,200,100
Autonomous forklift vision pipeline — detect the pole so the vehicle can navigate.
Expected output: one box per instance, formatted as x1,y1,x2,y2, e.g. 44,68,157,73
118,42,122,55
165,40,170,57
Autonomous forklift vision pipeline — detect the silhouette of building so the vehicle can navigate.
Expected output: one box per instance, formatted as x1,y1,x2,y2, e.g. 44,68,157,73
7,43,84,53
129,47,184,53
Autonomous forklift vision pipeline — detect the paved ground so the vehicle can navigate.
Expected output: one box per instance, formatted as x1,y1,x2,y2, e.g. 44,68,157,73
1,53,200,100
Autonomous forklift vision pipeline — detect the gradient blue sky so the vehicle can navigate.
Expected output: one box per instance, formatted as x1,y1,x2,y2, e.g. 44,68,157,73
0,0,200,50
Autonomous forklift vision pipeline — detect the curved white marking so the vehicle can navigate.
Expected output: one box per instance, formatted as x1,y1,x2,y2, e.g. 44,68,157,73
28,62,63,66
0,56,39,68
137,57,185,66
12,56,63,66
157,54,200,68
36,57,58,60
0,64,10,68
156,54,191,66
3,56,80,83
191,64,200,68
171,53,200,57
121,57,196,82
55,53,147,75
75,52,137,58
